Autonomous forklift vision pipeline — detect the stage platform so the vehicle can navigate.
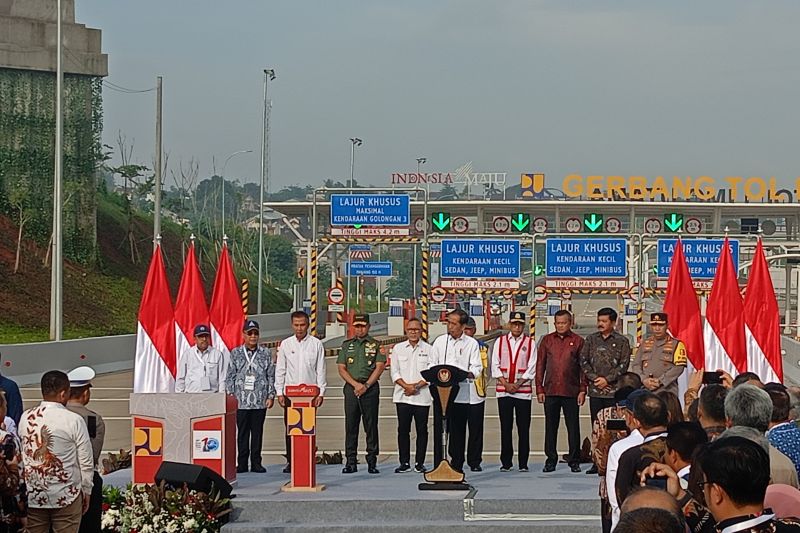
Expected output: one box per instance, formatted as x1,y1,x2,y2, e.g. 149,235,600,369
105,462,601,532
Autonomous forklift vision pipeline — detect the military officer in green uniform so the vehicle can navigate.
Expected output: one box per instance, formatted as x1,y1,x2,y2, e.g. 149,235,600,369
337,313,386,474
632,312,687,396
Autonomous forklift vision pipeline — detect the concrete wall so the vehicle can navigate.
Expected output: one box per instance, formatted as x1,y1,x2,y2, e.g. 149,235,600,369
0,312,389,385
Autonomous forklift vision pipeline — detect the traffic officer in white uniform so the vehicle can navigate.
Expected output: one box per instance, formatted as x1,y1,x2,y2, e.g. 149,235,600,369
175,324,228,393
390,317,432,473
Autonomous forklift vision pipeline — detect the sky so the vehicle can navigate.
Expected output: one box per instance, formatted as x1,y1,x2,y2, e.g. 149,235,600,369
76,1,800,193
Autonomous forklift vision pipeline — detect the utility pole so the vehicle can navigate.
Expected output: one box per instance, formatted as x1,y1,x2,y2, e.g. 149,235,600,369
257,68,276,314
50,0,64,341
153,76,163,248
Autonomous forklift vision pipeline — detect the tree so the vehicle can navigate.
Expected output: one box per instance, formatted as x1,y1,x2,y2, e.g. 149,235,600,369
8,175,33,273
107,132,149,264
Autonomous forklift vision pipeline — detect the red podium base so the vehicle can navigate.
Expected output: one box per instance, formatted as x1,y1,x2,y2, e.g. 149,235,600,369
282,384,325,492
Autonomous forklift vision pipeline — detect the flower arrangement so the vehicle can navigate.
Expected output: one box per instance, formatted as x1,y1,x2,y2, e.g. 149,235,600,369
101,481,231,533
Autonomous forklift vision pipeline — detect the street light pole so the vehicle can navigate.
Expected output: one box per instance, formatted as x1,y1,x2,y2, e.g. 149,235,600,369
153,76,163,249
50,0,64,341
346,137,362,311
257,68,276,314
220,149,253,238
414,157,426,296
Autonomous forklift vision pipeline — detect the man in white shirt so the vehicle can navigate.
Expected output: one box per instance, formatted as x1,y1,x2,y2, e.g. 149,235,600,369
429,309,482,473
491,311,537,472
175,324,227,393
390,318,432,473
275,310,327,474
19,370,94,533
464,317,489,472
606,389,647,530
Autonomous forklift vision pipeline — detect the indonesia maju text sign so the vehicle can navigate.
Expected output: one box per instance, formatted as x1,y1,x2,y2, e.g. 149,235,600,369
440,239,520,279
545,238,627,278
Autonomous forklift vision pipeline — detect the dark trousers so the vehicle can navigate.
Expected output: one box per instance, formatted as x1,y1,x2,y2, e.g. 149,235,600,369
498,396,532,469
236,408,266,468
467,402,485,468
590,396,615,423
433,401,470,471
343,383,380,465
396,403,429,466
78,471,103,533
543,396,581,466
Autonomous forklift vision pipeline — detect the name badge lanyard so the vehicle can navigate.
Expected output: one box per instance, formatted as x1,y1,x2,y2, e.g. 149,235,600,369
194,349,208,377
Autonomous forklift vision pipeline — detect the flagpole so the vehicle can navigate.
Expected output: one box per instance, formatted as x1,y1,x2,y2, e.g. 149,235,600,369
50,0,64,341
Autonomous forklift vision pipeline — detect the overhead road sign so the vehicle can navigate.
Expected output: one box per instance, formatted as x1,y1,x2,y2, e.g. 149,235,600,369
657,239,739,279
330,194,410,226
565,218,581,233
440,279,521,290
349,244,372,259
644,218,663,233
452,217,470,233
511,213,530,233
534,285,548,302
348,261,393,277
664,213,684,232
685,217,702,234
545,238,627,278
655,279,713,291
327,287,345,304
441,239,521,279
545,279,628,289
432,212,451,231
605,217,621,233
430,286,447,303
493,216,510,233
532,217,548,234
584,213,604,232
521,248,533,258
331,227,409,236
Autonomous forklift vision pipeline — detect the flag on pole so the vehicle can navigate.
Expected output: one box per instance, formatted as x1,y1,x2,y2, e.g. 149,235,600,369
174,242,209,364
704,237,747,375
744,238,782,383
663,238,704,371
134,244,177,393
210,243,245,361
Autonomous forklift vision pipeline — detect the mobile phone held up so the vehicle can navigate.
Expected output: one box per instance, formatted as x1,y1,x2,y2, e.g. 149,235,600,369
606,419,628,431
702,371,722,385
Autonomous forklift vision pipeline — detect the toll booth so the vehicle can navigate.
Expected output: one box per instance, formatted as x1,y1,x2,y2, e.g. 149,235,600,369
388,298,405,336
470,298,485,335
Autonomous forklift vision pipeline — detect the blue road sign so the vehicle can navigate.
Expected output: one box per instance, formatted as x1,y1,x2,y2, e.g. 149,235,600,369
348,261,393,277
657,239,739,279
521,248,533,259
330,194,410,226
349,244,372,251
441,239,521,279
545,238,627,278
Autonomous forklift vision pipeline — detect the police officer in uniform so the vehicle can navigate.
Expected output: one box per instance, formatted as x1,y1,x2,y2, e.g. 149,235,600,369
337,314,386,474
632,312,687,396
66,366,105,533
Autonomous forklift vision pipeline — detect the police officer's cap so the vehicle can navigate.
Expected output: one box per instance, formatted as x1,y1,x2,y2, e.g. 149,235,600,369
650,313,668,325
194,324,211,336
243,319,260,332
67,366,95,388
353,314,370,326
509,311,526,324
465,317,477,328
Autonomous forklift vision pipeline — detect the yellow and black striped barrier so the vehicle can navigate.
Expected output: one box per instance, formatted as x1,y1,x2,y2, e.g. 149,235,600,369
636,306,644,346
530,304,536,339
310,247,318,337
336,276,345,323
240,278,249,315
421,248,430,341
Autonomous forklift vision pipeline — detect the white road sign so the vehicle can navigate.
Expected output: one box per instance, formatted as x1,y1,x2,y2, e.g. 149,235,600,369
605,217,622,233
565,217,581,233
492,216,510,233
532,217,548,234
685,217,702,234
452,216,470,233
645,218,663,233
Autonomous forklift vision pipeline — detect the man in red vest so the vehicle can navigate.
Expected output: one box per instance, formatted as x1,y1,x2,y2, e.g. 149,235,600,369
491,311,537,472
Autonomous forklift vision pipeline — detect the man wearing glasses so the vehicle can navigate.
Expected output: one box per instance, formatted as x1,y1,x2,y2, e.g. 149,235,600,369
390,318,432,473
226,319,275,473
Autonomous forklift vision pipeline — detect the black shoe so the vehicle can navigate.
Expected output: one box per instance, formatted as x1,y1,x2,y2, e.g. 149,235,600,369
395,464,411,473
368,464,380,474
519,466,529,472
570,464,582,473
542,463,556,473
586,465,598,475
282,464,291,474
237,465,248,474
500,466,512,472
470,465,483,472
342,464,358,474
251,464,266,473
414,464,427,473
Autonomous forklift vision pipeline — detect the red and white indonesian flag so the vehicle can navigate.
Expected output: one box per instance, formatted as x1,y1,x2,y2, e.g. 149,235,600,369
210,244,245,361
744,238,782,383
174,242,210,363
134,245,177,393
703,237,747,376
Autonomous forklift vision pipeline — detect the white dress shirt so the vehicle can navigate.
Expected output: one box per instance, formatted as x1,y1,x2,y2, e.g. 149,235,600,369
275,334,327,397
390,340,433,406
19,401,94,508
607,429,644,530
175,345,227,393
491,333,537,400
429,333,482,404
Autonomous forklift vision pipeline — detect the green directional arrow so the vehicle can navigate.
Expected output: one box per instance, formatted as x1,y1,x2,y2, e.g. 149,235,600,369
534,264,545,276
432,212,451,231
353,224,362,229
584,213,603,232
664,213,683,232
511,213,530,232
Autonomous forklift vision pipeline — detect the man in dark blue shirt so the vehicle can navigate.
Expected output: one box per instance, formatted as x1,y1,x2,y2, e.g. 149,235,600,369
0,355,23,425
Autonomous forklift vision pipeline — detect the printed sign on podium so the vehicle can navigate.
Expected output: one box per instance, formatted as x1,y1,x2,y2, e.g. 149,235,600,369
283,384,325,492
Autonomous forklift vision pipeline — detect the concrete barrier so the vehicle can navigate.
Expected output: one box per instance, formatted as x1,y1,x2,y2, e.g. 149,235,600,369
0,311,389,385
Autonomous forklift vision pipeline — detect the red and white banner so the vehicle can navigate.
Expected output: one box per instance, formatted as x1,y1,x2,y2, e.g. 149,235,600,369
174,243,210,363
440,279,520,289
703,237,747,376
545,279,627,289
744,239,782,383
210,244,245,361
134,245,177,393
